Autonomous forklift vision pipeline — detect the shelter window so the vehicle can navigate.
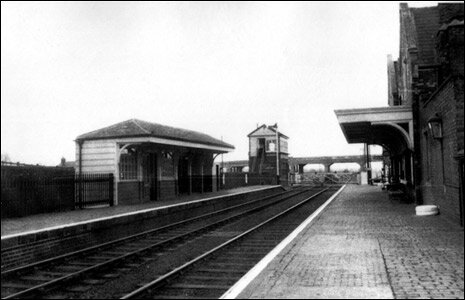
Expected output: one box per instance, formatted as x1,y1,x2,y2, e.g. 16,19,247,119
162,151,173,160
161,151,175,177
120,148,138,180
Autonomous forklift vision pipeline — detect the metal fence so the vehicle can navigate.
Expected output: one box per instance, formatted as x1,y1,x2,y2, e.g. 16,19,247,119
1,164,114,218
220,172,278,190
75,173,114,209
291,172,358,186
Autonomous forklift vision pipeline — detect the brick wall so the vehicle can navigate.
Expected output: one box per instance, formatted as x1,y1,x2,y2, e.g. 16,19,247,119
419,78,462,223
159,179,176,200
117,181,141,205
455,78,464,153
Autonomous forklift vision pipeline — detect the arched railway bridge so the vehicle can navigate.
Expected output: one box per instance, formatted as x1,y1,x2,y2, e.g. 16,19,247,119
221,155,384,173
289,155,384,173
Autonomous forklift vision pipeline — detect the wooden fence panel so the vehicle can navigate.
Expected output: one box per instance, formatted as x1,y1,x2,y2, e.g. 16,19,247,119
1,164,114,218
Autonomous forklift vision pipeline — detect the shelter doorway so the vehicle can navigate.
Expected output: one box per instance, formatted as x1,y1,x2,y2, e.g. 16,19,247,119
178,157,190,194
143,152,158,201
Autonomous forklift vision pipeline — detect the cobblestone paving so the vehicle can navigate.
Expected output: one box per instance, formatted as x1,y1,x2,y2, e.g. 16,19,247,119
237,185,464,299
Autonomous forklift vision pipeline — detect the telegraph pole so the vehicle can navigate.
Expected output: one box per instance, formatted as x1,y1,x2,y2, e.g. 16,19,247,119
275,123,280,185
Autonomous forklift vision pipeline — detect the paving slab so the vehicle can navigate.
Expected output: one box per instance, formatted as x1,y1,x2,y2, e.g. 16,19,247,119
231,184,464,299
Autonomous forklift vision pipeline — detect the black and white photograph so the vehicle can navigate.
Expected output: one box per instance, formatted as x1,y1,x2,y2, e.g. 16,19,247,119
1,1,464,299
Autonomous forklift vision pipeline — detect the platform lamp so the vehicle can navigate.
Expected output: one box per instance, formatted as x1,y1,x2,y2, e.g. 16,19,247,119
428,114,445,184
427,115,443,139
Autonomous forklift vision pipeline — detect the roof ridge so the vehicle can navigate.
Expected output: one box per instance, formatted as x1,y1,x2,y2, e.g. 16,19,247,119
76,118,235,149
131,119,151,135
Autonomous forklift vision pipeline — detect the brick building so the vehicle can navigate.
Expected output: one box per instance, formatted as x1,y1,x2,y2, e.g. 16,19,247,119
336,3,464,226
393,3,464,225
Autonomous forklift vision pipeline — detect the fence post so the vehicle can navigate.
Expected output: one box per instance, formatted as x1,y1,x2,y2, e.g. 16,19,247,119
109,173,114,206
20,176,27,217
78,174,83,209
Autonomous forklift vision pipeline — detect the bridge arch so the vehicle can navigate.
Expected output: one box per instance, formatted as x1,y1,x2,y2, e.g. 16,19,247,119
303,163,325,173
289,155,383,174
329,162,361,173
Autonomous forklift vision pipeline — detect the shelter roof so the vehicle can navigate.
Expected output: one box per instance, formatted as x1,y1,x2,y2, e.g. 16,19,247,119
76,119,234,150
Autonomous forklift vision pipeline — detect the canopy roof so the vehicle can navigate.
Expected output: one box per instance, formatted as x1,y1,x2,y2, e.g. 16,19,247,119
334,106,413,155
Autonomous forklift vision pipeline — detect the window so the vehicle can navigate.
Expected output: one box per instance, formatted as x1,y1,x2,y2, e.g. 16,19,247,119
120,148,138,180
266,139,276,152
161,151,174,176
162,151,173,160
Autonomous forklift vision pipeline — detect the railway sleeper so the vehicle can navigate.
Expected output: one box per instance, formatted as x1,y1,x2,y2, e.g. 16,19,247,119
155,284,230,298
193,268,246,275
66,261,99,266
20,275,56,282
204,262,254,270
149,294,208,299
65,284,92,293
181,275,239,284
213,257,261,263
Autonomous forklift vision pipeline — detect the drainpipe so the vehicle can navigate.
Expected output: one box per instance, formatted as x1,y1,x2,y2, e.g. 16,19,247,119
412,83,423,204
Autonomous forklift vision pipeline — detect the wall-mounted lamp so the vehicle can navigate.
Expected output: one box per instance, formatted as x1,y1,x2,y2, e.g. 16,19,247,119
427,115,443,139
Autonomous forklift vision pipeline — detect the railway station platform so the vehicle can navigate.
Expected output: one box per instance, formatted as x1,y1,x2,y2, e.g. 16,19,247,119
1,185,282,270
225,184,464,299
1,185,275,238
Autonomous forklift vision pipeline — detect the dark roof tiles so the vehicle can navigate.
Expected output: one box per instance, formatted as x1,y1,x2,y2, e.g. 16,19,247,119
411,6,440,65
76,119,234,149
410,3,464,66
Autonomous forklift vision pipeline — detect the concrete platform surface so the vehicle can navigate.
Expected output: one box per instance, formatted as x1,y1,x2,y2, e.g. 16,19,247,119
229,184,464,299
1,185,273,238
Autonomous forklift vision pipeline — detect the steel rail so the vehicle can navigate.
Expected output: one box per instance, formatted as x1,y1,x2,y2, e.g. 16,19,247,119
120,187,330,299
2,188,312,299
2,188,298,279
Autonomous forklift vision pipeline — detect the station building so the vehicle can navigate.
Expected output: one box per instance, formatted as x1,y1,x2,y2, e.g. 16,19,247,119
75,119,234,205
335,3,464,225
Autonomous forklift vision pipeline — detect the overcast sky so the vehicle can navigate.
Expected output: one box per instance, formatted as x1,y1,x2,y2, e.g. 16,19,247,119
1,1,439,166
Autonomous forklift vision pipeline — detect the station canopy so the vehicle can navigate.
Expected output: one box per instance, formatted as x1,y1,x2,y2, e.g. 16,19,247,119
334,106,413,155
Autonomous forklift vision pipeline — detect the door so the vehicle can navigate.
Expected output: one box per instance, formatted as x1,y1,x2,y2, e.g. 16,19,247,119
143,153,157,201
178,156,190,194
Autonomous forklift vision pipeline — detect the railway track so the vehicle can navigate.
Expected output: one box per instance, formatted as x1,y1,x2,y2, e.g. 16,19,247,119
120,185,341,299
1,186,320,299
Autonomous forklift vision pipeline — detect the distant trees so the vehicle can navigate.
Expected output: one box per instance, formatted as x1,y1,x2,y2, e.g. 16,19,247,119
1,152,11,162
